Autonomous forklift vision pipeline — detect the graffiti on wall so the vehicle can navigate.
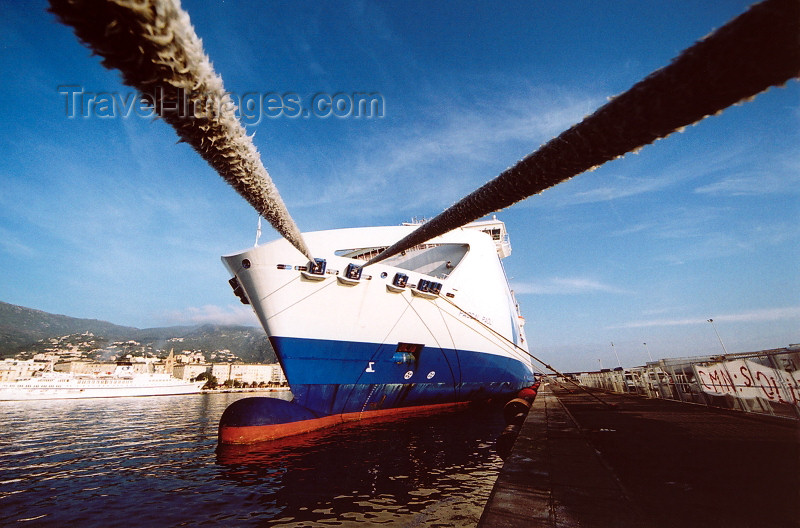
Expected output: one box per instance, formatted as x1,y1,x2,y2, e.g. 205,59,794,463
693,359,800,406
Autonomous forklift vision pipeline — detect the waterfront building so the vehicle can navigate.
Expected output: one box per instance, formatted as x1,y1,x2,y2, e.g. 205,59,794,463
210,363,286,386
173,363,210,381
175,351,206,364
0,359,43,381
170,362,287,386
54,361,118,375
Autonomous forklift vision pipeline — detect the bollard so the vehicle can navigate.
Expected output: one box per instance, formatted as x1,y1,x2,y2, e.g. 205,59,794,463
495,423,521,460
517,387,538,402
507,411,526,427
503,397,532,424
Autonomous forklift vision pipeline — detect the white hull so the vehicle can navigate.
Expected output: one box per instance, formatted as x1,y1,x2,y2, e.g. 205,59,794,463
220,220,535,417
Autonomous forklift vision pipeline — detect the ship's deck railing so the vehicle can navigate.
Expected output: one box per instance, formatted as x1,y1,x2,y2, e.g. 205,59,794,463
576,347,800,421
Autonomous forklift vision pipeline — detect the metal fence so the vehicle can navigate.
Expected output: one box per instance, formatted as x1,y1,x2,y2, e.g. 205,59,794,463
576,346,800,420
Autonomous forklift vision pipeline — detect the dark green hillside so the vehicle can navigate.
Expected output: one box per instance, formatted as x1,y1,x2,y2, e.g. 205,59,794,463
0,301,275,363
0,301,137,357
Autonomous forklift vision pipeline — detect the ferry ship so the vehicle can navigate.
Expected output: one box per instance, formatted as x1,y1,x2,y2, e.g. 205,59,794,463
0,363,205,400
218,218,535,444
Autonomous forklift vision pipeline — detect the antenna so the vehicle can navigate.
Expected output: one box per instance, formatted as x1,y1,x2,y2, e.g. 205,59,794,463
254,216,262,247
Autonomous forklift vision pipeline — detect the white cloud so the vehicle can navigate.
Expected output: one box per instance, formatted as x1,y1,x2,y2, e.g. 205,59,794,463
287,90,601,215
694,176,766,196
566,176,672,205
0,227,35,258
534,142,771,209
611,306,800,329
512,277,630,295
693,155,800,196
160,304,259,326
610,222,658,237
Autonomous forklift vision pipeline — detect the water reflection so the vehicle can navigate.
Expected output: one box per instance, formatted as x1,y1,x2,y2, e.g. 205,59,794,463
0,393,505,527
216,402,507,526
217,407,502,526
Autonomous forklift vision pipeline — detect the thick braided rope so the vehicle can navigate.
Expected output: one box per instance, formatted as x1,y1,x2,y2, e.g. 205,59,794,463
49,0,313,260
367,0,800,266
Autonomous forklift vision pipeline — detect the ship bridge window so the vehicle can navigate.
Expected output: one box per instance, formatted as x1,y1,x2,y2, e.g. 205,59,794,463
482,228,502,241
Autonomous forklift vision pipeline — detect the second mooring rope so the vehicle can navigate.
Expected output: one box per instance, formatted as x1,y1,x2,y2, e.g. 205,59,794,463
366,0,800,266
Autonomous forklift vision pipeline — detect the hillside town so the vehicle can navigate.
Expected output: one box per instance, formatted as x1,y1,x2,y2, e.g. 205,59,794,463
0,332,287,389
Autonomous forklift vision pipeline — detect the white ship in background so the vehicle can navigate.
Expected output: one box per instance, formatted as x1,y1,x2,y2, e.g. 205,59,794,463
218,217,536,444
0,362,204,401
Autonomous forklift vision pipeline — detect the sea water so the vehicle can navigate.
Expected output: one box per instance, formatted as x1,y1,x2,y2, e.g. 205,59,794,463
0,392,506,527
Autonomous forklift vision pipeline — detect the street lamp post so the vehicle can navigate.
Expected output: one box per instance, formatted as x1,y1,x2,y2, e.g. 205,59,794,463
643,342,653,362
707,319,729,355
611,342,622,368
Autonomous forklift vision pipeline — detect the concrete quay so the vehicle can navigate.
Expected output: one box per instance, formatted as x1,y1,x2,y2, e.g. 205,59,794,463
479,384,799,528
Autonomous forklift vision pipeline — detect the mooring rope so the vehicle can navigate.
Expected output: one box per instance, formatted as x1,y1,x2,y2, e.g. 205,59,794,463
48,0,314,260
366,0,800,266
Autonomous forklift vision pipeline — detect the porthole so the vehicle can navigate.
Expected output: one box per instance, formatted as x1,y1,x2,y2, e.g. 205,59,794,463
242,259,251,269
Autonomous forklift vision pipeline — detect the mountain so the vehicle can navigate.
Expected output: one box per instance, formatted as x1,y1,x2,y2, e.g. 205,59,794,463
0,301,138,350
0,301,275,363
133,324,277,363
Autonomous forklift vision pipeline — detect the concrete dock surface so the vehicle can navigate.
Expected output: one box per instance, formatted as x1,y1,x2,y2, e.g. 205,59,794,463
480,384,799,528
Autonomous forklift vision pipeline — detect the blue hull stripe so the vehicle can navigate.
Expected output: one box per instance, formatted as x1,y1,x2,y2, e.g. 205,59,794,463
271,336,533,416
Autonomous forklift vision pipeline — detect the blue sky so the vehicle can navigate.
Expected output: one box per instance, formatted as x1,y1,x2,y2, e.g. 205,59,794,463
1,1,797,371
